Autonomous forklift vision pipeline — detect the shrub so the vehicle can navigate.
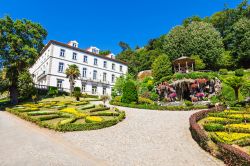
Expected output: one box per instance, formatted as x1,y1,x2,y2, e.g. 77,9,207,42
113,96,122,102
203,123,225,131
85,116,103,123
150,92,159,101
48,87,58,96
121,80,138,104
235,69,244,77
73,87,81,101
185,100,194,107
60,108,87,118
138,97,154,105
219,69,228,75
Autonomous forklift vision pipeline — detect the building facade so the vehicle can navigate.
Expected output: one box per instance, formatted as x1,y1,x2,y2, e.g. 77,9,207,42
29,40,128,96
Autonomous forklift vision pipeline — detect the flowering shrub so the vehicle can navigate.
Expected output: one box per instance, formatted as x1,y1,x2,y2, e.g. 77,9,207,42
214,132,250,143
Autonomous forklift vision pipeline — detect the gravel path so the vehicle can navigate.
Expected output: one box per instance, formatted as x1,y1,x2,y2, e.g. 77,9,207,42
0,104,224,166
61,105,224,166
0,111,106,166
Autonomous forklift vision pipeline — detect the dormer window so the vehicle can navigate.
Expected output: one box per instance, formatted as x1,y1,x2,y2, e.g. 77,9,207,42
92,49,98,54
72,43,77,47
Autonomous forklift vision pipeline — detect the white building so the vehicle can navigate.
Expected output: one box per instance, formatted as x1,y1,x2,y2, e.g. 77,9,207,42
29,40,128,96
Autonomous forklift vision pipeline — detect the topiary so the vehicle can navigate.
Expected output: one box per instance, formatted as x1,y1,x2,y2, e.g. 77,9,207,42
235,69,244,77
73,87,81,101
121,80,138,104
184,100,194,107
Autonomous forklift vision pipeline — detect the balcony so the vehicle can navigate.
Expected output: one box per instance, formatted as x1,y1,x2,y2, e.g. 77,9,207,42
37,71,47,81
80,77,110,85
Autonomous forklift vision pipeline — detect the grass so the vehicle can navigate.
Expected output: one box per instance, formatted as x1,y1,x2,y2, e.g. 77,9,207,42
6,96,125,131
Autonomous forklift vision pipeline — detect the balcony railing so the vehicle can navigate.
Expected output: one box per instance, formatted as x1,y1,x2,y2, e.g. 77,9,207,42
80,77,110,85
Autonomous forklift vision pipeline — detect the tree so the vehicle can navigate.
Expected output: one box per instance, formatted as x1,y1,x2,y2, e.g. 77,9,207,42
231,18,250,68
121,80,138,103
0,16,47,104
100,95,110,107
217,51,235,69
190,55,205,70
65,64,80,96
152,54,172,82
113,74,134,96
99,50,111,55
18,71,37,99
224,76,245,101
119,41,130,51
182,16,203,27
163,22,224,70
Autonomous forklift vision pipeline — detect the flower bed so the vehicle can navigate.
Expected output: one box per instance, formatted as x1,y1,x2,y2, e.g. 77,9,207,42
6,99,125,132
190,107,250,165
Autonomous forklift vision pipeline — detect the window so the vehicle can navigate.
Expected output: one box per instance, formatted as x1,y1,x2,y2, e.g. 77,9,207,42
120,65,123,72
57,79,63,90
103,87,107,95
81,83,86,92
103,72,107,82
58,62,64,73
103,61,107,68
92,86,97,94
112,63,115,70
93,70,97,80
83,56,88,63
94,58,98,65
72,43,77,47
112,74,115,83
60,49,65,57
82,68,87,78
72,52,77,60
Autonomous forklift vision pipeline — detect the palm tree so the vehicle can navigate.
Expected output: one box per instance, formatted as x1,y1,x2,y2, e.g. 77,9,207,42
224,76,245,101
65,64,80,96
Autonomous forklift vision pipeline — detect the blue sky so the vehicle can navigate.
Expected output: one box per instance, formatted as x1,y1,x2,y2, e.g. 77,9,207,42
0,0,243,54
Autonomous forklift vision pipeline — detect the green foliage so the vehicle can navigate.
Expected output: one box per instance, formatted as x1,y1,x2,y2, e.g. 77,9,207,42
113,96,122,102
99,50,111,55
0,16,47,104
235,69,244,77
18,71,37,99
173,72,218,80
149,92,159,101
218,51,235,69
138,97,154,105
121,80,138,104
48,87,58,96
113,74,135,97
184,100,194,107
163,22,224,69
73,87,81,101
203,123,225,132
223,76,246,101
219,69,228,75
65,64,80,95
152,54,172,82
190,55,206,70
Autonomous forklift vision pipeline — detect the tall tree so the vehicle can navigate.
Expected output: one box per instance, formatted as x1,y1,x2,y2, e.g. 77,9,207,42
118,41,130,51
65,64,80,96
163,22,224,69
0,16,47,104
152,54,172,82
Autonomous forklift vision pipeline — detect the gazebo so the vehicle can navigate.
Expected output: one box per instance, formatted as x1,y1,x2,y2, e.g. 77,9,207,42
173,56,195,73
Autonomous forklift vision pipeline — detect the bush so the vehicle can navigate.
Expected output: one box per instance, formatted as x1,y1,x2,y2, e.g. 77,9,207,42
113,96,122,102
121,80,138,104
235,69,244,77
138,97,154,105
185,100,194,107
150,92,159,101
48,87,58,96
219,69,228,75
73,87,81,101
85,116,103,123
203,123,225,131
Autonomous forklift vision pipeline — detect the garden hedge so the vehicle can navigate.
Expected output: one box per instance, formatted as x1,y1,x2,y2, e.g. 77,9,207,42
189,107,250,165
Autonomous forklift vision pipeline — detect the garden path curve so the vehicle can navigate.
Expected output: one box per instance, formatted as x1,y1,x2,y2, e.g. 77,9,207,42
0,104,224,166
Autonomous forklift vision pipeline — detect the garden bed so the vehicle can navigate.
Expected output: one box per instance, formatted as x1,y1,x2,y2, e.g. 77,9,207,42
110,100,208,111
190,107,250,165
6,98,125,132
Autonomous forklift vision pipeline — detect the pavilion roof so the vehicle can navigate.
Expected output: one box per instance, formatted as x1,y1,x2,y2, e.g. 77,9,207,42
173,56,195,65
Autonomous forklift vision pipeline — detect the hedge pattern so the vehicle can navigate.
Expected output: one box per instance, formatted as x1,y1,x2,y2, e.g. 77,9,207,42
189,107,250,165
